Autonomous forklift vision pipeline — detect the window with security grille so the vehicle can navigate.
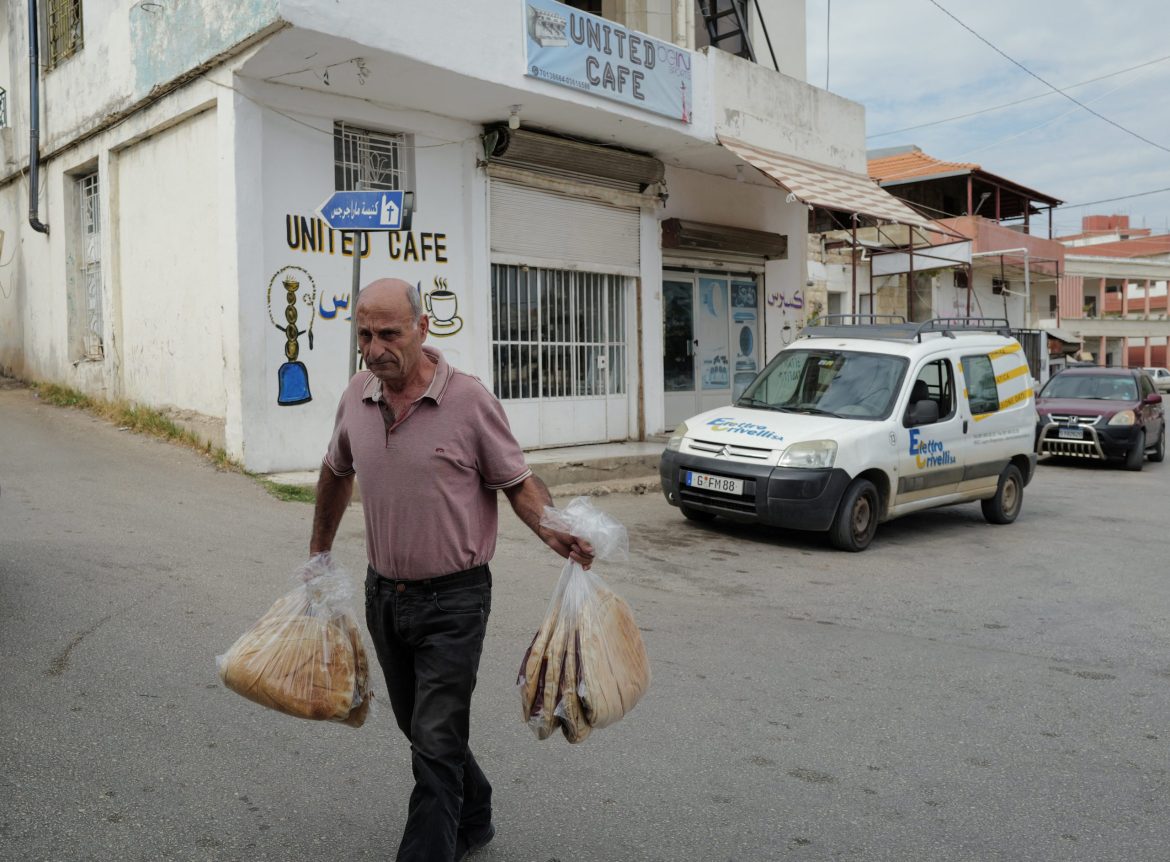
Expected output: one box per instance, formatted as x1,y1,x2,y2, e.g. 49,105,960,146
490,264,627,401
78,171,103,359
47,0,83,68
333,122,413,193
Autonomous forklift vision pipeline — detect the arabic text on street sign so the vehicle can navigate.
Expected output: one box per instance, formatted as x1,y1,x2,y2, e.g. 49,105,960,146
318,190,409,231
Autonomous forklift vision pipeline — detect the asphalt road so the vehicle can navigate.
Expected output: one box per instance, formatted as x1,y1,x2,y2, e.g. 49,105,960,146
2,382,1168,862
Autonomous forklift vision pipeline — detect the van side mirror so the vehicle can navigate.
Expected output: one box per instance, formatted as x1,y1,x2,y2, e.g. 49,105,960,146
1146,393,1163,405
905,399,940,427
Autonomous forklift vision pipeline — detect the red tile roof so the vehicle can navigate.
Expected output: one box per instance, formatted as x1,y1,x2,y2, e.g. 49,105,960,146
1068,235,1170,258
868,149,980,184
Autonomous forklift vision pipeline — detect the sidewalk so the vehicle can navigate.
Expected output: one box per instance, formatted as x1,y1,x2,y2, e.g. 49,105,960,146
265,438,668,498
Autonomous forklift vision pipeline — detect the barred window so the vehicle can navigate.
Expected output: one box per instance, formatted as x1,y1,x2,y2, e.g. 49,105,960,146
333,122,413,193
77,171,103,359
47,0,84,68
490,264,627,401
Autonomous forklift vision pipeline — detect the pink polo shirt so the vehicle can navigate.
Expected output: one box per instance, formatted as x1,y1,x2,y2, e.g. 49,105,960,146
323,346,532,579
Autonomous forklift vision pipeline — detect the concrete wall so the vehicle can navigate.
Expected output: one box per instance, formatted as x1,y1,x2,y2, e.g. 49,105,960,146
752,0,807,81
709,49,866,171
115,107,224,419
0,69,231,407
3,0,279,164
661,165,806,361
237,81,482,472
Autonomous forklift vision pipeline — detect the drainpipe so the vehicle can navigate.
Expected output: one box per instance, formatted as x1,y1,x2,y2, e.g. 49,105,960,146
972,248,1030,329
674,0,688,47
27,0,49,234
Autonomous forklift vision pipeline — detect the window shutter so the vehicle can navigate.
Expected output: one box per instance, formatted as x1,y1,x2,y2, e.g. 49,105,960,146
490,180,640,274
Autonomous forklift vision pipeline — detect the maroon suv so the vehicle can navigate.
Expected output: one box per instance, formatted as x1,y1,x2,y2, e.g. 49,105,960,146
1035,367,1166,470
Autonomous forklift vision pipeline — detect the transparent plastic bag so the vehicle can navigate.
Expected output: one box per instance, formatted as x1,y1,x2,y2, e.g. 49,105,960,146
517,498,649,743
217,552,373,728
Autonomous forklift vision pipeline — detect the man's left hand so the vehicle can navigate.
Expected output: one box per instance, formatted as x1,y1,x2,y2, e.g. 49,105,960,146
539,525,595,569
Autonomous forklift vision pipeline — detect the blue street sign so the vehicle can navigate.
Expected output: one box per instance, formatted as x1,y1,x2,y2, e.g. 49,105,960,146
318,190,412,231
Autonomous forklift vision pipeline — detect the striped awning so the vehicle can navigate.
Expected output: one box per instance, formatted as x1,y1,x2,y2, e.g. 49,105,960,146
718,135,934,229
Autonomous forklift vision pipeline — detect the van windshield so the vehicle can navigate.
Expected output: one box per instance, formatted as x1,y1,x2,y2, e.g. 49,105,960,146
738,349,908,420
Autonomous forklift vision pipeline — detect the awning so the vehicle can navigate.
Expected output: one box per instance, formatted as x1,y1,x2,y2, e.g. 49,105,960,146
1045,327,1082,345
718,134,935,229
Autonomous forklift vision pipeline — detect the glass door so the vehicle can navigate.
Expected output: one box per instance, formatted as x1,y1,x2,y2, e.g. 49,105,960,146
663,272,759,427
663,280,695,393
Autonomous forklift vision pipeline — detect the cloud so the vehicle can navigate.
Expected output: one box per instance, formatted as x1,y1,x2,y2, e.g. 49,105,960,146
804,0,1170,230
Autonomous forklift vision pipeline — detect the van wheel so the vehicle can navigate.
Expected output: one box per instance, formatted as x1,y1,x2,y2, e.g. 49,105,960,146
1149,426,1165,463
981,464,1023,525
1124,431,1145,471
829,479,879,552
680,505,716,523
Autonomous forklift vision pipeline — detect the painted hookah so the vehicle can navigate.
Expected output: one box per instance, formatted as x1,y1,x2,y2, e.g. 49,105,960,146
270,270,316,405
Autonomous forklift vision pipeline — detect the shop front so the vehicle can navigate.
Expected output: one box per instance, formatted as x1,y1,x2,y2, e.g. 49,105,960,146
483,128,664,448
658,217,788,428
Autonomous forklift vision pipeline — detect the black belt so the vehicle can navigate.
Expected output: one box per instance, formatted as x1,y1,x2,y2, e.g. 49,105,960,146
368,563,491,593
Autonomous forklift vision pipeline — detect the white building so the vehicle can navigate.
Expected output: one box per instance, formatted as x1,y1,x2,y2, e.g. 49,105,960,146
0,0,923,472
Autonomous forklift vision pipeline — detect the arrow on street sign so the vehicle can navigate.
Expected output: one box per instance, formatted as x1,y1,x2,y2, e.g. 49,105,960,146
318,190,414,231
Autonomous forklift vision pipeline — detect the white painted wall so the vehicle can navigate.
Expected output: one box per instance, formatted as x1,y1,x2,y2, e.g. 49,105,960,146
809,256,870,314
0,3,12,132
660,164,806,368
709,48,866,172
115,106,224,416
2,0,280,159
752,0,807,81
243,85,482,472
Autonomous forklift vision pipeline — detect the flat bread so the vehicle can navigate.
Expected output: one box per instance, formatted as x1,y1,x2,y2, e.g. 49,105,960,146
556,629,591,744
339,613,372,728
220,604,368,725
577,587,650,729
517,578,568,721
529,611,571,741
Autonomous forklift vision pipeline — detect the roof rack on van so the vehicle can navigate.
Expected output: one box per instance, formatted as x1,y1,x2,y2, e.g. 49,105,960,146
800,316,1012,342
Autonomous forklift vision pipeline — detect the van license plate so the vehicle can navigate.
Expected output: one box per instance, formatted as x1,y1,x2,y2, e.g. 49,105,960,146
685,471,744,495
1058,427,1083,440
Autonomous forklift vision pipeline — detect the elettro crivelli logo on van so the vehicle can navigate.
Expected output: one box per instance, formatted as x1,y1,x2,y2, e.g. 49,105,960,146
909,428,956,468
706,417,784,441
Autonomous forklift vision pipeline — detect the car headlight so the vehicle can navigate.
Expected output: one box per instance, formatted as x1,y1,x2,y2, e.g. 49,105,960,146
1107,410,1136,426
778,440,838,469
665,421,690,452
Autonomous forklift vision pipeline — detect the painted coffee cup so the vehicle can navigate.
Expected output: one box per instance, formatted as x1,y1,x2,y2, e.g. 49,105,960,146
426,290,458,323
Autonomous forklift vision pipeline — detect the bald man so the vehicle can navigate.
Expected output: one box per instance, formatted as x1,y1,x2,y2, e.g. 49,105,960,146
310,279,592,862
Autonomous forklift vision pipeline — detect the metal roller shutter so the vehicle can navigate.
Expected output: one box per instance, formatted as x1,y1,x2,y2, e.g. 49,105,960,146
490,180,641,274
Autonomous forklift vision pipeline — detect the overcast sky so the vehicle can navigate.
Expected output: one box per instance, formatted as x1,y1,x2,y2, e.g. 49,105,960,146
804,0,1170,237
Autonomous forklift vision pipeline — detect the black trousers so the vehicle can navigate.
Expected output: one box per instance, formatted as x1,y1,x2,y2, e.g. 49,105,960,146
365,565,494,862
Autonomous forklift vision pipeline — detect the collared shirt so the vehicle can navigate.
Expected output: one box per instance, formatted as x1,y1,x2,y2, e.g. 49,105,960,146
324,346,532,579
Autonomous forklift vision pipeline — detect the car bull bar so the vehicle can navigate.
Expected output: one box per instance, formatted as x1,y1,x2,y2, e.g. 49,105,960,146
1036,421,1106,459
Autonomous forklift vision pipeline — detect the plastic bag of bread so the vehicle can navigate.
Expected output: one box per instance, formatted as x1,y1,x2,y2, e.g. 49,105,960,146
217,553,372,728
517,497,649,743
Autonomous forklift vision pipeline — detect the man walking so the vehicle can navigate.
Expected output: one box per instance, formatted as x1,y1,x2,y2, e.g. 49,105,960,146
309,278,592,861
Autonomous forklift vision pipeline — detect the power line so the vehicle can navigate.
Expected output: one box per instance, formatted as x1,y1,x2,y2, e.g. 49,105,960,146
867,53,1170,139
1058,187,1170,210
926,0,1170,155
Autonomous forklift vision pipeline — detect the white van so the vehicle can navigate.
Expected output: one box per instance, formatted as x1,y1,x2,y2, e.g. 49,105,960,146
659,317,1039,551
